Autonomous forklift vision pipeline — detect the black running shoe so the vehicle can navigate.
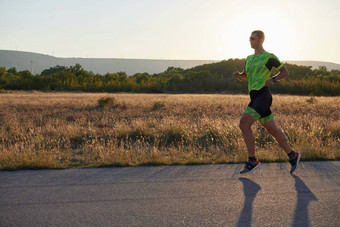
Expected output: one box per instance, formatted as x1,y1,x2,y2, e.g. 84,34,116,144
289,152,301,174
240,160,261,174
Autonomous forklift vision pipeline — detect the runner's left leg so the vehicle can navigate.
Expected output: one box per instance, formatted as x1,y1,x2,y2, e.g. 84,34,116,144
261,119,292,154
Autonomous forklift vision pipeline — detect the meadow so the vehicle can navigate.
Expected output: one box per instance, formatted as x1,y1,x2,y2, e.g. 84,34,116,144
0,91,339,170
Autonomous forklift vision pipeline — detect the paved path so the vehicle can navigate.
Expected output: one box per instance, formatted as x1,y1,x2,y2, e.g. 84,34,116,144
0,161,339,226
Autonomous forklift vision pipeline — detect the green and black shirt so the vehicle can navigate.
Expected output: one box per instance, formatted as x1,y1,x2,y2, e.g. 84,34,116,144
245,51,283,92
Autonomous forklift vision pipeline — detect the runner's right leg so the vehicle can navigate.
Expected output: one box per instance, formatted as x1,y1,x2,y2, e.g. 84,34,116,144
239,113,261,174
239,113,257,157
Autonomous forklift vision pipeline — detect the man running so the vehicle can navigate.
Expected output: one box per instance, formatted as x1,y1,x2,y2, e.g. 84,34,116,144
232,30,301,174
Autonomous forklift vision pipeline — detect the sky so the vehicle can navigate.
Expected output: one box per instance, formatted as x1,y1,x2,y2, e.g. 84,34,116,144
1,0,340,63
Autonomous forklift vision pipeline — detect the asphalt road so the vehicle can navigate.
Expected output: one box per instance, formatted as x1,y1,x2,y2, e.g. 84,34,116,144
1,161,339,226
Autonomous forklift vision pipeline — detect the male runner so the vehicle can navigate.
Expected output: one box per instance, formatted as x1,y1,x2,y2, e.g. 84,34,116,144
232,30,301,174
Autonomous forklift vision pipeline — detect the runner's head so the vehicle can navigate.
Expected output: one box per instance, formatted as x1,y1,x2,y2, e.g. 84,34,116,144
250,30,265,49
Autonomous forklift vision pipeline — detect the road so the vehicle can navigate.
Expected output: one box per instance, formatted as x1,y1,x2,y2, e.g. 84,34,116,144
0,161,339,226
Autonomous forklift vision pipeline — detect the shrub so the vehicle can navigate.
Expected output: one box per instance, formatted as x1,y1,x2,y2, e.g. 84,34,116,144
306,97,317,104
151,101,165,110
98,97,117,107
160,126,187,146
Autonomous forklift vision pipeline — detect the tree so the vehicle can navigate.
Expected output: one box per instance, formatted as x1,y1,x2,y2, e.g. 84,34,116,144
41,65,68,76
7,67,18,75
69,64,85,76
314,66,328,76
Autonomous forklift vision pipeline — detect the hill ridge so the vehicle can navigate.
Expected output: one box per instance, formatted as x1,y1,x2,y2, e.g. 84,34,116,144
1,49,340,75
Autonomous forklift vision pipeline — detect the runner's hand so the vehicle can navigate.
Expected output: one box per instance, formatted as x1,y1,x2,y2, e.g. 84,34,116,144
265,78,275,87
232,72,239,79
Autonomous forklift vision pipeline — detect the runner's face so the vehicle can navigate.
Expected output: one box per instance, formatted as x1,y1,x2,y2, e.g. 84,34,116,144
250,33,261,49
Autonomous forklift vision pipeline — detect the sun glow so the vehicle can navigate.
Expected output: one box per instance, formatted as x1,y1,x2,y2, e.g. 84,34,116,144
1,0,339,63
217,1,295,60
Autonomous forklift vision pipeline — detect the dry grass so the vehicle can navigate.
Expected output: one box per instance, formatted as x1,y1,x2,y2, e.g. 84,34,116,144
0,91,339,170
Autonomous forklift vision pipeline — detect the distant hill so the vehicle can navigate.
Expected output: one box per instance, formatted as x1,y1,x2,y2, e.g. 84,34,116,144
283,60,340,71
0,50,219,75
1,50,339,75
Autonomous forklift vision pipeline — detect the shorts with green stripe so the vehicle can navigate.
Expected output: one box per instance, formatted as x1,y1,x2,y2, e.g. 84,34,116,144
244,86,274,124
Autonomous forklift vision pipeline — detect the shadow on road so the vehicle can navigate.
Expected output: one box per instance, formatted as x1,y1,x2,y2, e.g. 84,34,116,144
292,174,317,227
237,178,261,227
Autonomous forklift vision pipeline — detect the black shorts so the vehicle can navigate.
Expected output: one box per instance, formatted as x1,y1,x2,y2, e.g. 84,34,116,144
244,86,274,124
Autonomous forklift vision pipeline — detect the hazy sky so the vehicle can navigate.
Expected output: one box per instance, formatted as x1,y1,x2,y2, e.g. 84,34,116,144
1,0,339,63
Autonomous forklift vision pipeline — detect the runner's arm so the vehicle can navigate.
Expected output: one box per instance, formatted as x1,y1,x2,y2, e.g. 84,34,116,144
266,66,289,87
232,68,248,81
272,66,289,81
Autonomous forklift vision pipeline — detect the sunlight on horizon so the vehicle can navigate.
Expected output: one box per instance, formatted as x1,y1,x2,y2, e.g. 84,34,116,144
0,0,339,63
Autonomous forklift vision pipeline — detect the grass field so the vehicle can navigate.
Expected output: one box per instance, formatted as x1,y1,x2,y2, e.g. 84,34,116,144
0,91,339,170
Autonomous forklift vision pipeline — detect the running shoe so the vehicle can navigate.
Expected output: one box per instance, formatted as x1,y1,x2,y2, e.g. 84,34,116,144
240,160,261,174
289,152,301,174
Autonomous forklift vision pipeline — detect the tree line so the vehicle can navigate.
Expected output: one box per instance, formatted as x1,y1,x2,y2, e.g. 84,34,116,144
0,59,339,96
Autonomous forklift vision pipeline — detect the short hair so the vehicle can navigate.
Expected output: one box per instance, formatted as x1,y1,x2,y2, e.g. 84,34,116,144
252,30,265,40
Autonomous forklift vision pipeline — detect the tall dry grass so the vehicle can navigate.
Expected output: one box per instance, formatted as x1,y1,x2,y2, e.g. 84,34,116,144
0,91,339,170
